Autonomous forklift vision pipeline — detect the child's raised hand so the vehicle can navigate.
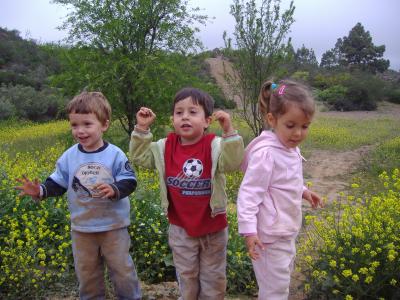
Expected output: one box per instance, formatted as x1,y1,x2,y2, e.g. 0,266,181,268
245,235,265,260
92,183,115,199
213,110,234,135
303,189,323,209
136,107,156,131
15,175,40,198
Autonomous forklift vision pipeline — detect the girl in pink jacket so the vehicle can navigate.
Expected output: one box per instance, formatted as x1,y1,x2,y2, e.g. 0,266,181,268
237,80,322,300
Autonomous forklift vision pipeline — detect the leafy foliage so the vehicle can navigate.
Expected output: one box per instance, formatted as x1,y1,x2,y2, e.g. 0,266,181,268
316,85,347,105
320,38,344,69
0,27,61,90
51,0,209,135
294,44,318,70
313,70,388,111
0,84,66,121
313,72,351,90
320,23,389,74
223,0,295,136
384,87,400,104
341,23,389,73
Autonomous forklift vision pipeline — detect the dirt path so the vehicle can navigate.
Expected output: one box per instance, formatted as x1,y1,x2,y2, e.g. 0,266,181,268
302,145,373,203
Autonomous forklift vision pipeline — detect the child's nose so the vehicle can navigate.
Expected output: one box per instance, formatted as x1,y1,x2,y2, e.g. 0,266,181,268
293,128,301,136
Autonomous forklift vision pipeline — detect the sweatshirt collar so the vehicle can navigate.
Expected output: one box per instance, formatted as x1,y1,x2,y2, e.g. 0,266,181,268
78,141,109,153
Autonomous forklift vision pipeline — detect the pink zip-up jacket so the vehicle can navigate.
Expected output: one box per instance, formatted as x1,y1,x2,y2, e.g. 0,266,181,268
237,130,307,242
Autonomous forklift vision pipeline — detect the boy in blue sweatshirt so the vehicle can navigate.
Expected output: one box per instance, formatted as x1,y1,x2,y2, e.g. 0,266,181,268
16,91,141,300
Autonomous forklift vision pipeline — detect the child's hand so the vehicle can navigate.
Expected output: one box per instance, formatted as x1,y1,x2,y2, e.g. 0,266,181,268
245,235,265,260
136,107,156,131
15,175,40,198
213,110,234,135
303,189,323,209
92,183,115,199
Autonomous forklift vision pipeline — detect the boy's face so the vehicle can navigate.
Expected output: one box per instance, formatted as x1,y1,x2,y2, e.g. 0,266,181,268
69,113,109,152
172,97,212,145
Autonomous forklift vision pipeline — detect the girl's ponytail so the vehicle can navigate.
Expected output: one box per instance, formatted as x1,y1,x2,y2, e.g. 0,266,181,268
258,80,274,126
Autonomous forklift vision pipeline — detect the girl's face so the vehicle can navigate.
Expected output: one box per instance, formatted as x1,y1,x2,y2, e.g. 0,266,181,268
267,104,312,148
69,113,109,151
172,97,212,145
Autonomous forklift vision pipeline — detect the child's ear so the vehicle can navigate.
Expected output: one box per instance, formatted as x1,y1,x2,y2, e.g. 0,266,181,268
266,113,276,128
204,116,212,129
102,120,110,132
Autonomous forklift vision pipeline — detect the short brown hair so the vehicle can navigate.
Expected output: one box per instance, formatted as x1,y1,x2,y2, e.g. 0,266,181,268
67,91,111,125
172,87,214,118
259,79,315,127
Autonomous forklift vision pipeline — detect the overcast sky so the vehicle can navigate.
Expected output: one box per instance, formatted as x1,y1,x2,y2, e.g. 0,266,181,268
1,0,399,70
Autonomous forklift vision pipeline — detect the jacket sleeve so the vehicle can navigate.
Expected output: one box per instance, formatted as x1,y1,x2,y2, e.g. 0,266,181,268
41,177,67,198
217,134,244,173
129,129,156,169
237,149,273,235
110,179,137,200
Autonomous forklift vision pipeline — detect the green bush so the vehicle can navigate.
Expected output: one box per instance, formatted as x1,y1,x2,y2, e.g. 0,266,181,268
385,88,400,104
297,169,400,299
292,71,310,82
313,72,351,90
212,91,237,109
317,85,347,105
0,96,15,119
341,71,386,111
0,84,66,121
314,71,390,111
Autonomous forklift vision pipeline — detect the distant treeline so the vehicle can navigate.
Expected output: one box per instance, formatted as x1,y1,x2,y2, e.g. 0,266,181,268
1,24,400,123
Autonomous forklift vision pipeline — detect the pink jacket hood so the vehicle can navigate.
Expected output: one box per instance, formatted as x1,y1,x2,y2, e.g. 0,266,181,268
241,130,301,172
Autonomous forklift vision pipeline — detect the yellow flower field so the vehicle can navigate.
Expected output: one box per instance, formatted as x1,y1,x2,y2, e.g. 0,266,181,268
0,115,399,298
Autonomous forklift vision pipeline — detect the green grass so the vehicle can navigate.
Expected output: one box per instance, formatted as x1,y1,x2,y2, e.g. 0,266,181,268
303,116,400,151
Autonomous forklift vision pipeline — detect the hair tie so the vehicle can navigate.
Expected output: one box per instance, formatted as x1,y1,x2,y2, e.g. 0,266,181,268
278,85,286,95
271,83,278,90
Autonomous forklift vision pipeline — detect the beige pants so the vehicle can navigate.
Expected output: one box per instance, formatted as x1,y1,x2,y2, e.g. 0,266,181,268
252,238,296,300
71,228,141,300
168,224,228,300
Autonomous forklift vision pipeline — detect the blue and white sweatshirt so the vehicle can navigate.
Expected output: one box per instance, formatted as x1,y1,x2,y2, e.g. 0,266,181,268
41,142,136,233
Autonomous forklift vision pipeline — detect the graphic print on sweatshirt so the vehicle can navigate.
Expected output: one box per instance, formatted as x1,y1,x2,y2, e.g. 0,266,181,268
72,162,114,200
166,158,212,197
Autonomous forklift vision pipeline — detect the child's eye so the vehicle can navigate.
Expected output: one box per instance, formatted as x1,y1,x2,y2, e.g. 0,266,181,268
303,125,309,129
286,124,294,129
